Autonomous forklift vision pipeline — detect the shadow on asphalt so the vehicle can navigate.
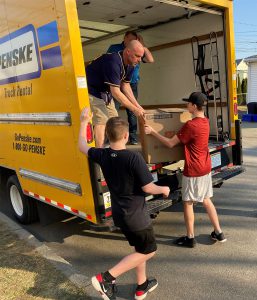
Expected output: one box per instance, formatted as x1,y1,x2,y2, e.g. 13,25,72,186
114,283,136,300
1,189,256,245
196,234,217,246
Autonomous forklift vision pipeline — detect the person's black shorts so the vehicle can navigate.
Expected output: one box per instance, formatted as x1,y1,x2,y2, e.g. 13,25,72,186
121,225,157,254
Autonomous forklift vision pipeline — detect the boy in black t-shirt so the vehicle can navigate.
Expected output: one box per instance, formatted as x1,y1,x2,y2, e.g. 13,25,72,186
79,108,170,300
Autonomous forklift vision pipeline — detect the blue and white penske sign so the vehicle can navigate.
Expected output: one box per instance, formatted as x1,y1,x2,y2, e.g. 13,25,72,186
0,24,41,85
0,21,63,87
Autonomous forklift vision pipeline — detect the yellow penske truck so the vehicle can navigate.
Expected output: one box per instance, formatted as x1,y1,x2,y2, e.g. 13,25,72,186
0,0,244,227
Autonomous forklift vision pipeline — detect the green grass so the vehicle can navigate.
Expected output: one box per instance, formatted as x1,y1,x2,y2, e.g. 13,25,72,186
0,221,91,300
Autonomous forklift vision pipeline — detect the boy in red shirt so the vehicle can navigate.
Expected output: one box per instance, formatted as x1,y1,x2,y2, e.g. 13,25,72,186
145,92,226,248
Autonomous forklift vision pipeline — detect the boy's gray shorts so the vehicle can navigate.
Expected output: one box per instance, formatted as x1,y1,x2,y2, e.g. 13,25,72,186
182,172,213,202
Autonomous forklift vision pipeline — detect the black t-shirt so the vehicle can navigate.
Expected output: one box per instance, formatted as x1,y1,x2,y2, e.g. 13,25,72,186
88,147,153,231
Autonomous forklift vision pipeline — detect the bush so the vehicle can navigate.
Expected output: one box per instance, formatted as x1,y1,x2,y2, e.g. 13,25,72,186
241,78,247,105
237,75,243,105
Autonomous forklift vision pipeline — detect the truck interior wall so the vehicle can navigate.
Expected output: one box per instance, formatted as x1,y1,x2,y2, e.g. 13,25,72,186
80,7,229,135
138,13,226,105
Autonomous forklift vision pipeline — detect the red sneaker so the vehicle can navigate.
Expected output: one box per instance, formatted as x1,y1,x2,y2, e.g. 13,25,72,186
91,273,117,300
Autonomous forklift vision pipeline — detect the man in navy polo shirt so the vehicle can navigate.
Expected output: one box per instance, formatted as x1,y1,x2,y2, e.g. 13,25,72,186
86,40,145,148
107,31,154,145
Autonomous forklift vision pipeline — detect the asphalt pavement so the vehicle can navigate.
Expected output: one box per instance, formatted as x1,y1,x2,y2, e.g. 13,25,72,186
1,121,257,300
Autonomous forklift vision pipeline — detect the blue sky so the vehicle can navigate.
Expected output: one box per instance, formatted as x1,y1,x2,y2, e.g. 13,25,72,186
234,0,257,59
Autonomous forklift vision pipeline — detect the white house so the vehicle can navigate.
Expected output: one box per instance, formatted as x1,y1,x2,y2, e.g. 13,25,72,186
236,58,248,83
244,55,257,113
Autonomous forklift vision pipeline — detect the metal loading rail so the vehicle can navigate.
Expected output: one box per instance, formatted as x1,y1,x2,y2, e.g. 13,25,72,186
212,165,245,187
191,32,227,141
146,190,180,216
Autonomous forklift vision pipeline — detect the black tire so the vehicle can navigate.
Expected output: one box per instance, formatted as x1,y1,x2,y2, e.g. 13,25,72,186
6,175,38,224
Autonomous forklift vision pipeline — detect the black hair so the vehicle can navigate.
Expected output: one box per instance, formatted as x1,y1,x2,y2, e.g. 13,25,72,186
124,31,138,38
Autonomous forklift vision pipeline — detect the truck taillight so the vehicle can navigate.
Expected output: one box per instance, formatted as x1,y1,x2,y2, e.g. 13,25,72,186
87,123,93,143
234,103,238,115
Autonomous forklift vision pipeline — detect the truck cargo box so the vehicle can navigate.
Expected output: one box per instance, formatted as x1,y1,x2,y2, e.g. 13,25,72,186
139,109,192,163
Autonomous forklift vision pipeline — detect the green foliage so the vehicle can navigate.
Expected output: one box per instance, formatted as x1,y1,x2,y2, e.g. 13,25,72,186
237,74,243,105
241,78,247,105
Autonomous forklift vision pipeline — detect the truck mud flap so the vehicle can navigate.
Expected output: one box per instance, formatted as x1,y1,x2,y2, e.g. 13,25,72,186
212,166,245,187
146,190,181,215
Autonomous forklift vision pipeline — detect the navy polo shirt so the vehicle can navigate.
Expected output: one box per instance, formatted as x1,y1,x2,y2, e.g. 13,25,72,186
86,51,134,99
107,42,140,84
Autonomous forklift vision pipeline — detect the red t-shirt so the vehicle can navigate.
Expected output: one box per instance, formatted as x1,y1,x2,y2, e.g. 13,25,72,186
177,117,211,177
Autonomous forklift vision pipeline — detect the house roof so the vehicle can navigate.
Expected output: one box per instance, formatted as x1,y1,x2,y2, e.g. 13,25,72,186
244,55,257,63
236,59,243,66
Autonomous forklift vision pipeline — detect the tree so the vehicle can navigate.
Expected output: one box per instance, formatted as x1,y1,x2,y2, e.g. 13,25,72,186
237,74,243,105
241,77,247,105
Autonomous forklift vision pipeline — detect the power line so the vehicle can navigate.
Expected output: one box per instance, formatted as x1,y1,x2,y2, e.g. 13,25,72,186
236,36,257,38
236,46,257,48
235,35,257,38
236,44,257,46
235,21,257,27
235,31,257,33
236,48,257,51
236,41,257,43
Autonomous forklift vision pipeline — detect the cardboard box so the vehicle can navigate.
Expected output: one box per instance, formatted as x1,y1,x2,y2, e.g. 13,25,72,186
139,108,192,163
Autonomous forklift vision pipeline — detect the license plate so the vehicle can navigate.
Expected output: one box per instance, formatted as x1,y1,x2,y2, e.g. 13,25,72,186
152,172,158,183
103,192,111,209
211,152,221,168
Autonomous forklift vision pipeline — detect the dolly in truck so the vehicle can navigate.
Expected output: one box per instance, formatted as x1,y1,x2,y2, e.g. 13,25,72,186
0,0,244,228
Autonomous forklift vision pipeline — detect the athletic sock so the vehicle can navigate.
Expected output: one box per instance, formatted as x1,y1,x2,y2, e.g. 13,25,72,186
137,279,148,290
103,271,116,282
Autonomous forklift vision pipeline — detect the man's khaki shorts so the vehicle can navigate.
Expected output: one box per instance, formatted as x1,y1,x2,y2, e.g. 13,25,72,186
182,172,213,202
89,94,118,125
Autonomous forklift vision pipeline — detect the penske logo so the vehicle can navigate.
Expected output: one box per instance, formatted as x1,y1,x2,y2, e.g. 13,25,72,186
0,44,34,68
0,21,63,86
0,24,41,85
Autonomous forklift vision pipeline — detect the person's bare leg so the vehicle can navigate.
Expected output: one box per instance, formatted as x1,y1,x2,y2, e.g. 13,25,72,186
183,201,194,238
94,124,106,148
108,251,155,279
136,261,147,285
203,198,222,233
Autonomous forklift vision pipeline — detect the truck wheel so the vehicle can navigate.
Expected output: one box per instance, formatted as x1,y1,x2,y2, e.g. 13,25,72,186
7,175,38,224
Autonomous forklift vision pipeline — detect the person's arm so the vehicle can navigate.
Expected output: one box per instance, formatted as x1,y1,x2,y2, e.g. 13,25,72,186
103,56,144,117
120,81,141,108
144,125,180,149
137,34,154,63
78,107,92,156
142,182,170,199
110,85,145,117
132,153,170,198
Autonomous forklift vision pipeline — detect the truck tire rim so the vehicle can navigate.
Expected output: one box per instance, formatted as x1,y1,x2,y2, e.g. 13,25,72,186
10,185,23,216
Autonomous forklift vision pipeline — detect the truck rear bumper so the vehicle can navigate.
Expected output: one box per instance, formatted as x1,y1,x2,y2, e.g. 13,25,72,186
146,165,245,215
212,165,245,186
146,190,180,215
